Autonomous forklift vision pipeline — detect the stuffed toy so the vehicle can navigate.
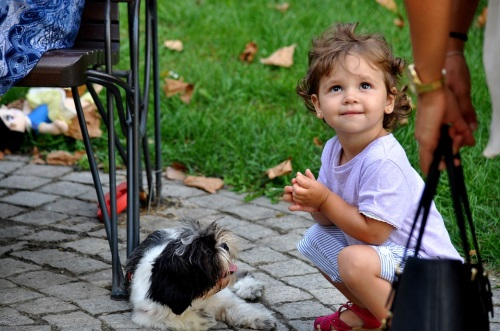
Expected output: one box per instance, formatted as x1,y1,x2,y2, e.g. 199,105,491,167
0,106,27,152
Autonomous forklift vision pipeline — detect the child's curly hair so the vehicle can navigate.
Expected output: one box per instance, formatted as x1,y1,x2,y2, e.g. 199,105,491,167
296,22,412,131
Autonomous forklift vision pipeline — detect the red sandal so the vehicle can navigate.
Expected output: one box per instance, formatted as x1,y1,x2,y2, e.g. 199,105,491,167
314,301,382,331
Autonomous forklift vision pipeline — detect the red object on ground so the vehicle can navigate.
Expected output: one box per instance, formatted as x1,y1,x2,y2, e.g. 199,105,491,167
97,181,128,222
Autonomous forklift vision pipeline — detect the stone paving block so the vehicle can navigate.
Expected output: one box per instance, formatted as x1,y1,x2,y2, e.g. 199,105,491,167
250,196,292,214
168,205,219,221
77,188,98,202
42,311,102,330
257,233,304,253
273,300,331,320
75,295,130,315
39,181,93,198
0,202,26,218
239,247,288,265
0,175,51,190
0,241,27,256
216,216,279,241
0,307,36,326
14,296,78,315
15,164,73,178
309,288,346,307
48,256,110,274
11,249,78,265
0,188,6,196
0,191,58,207
0,326,51,331
222,203,282,221
0,258,42,278
79,269,112,288
258,259,317,278
61,237,111,255
0,160,26,174
0,225,33,239
97,247,127,265
9,270,74,289
493,305,500,323
261,284,313,305
287,249,314,265
255,214,312,232
288,319,313,331
0,286,45,304
99,312,144,329
11,210,67,225
61,171,107,185
0,279,17,289
281,273,333,292
51,216,100,233
42,197,97,217
161,181,208,199
40,281,109,301
187,193,240,210
23,230,78,242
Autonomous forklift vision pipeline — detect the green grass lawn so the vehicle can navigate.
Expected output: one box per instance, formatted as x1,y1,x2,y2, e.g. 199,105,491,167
2,0,498,269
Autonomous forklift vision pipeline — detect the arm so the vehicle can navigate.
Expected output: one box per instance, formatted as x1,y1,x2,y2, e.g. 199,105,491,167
287,170,393,245
445,0,479,132
405,0,476,174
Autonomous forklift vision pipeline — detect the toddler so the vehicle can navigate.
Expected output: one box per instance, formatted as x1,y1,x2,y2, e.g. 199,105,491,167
283,23,461,331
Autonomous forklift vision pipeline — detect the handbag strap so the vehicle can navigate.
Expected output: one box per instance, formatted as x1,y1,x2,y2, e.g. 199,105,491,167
443,142,482,265
402,126,446,258
403,126,482,263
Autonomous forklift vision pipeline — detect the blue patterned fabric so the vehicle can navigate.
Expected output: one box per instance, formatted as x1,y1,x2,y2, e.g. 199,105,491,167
0,0,85,95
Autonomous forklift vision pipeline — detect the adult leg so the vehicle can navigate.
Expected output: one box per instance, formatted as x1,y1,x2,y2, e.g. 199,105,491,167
483,0,500,158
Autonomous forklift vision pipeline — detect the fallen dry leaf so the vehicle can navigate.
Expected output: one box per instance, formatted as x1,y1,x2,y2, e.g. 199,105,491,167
394,17,405,28
266,158,292,179
477,7,487,28
275,3,290,12
165,166,187,181
184,175,224,194
376,0,398,13
239,41,258,63
0,151,3,160
163,78,194,104
46,150,86,166
260,44,296,68
164,39,184,52
64,100,102,140
313,137,323,147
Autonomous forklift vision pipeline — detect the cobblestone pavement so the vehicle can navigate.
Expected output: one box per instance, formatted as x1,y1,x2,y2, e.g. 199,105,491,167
0,154,498,331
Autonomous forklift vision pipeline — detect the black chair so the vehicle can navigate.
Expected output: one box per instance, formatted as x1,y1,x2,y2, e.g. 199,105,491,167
17,0,161,300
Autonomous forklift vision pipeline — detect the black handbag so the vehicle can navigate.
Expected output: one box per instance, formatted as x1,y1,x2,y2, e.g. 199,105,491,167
384,126,494,331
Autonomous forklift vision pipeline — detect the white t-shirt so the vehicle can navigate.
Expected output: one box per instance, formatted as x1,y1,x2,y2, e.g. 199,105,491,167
318,134,461,260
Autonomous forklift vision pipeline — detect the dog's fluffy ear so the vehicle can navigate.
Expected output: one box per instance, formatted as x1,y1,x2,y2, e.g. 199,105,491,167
148,236,217,315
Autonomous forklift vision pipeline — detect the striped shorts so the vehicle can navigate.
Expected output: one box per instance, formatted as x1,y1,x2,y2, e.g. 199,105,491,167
297,224,418,283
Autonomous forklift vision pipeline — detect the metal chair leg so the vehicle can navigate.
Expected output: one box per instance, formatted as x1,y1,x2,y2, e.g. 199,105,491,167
72,86,127,300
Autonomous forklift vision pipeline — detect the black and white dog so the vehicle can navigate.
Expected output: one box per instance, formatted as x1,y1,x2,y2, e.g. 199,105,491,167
125,219,277,330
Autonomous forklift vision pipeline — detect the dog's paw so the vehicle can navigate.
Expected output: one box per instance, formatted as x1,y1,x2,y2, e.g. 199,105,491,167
251,316,277,330
231,273,265,301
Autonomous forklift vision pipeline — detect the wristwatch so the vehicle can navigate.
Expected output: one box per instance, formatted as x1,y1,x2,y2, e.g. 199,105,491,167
407,64,446,95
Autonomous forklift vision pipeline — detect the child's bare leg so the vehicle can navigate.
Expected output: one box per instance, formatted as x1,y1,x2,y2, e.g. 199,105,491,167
336,245,391,326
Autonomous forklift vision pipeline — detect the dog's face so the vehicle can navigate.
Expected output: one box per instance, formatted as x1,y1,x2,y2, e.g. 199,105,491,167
148,220,238,314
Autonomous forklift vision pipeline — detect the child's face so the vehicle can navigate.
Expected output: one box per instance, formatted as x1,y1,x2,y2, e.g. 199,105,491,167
311,54,395,137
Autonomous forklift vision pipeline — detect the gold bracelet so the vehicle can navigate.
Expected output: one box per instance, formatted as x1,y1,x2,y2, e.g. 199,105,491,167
407,64,446,95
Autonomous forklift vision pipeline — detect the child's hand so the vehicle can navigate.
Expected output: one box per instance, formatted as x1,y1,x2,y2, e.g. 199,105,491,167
290,169,330,211
283,174,318,213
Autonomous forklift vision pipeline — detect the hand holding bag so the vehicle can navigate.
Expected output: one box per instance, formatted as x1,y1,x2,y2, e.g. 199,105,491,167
384,126,494,331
